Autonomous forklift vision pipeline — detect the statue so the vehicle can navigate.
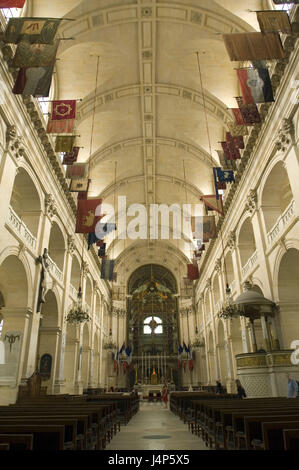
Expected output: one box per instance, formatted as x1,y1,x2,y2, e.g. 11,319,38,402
36,248,50,312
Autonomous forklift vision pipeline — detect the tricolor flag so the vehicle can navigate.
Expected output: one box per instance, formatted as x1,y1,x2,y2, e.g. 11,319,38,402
101,259,115,281
88,233,99,250
4,17,61,44
47,100,76,134
75,198,103,234
12,39,60,68
96,223,117,240
0,1,26,7
12,65,54,97
237,68,274,104
178,344,184,369
62,147,80,165
213,167,235,199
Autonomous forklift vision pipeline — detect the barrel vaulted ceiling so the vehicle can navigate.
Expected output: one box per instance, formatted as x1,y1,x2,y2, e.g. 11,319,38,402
30,0,268,283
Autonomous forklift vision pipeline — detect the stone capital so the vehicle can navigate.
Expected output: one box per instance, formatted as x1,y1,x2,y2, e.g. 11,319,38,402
245,189,257,214
275,117,294,153
45,194,57,219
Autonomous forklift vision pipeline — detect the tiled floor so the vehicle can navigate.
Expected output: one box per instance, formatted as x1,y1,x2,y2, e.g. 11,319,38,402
106,401,208,450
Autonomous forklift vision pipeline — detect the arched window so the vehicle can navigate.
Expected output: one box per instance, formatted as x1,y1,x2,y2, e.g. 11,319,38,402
143,316,163,335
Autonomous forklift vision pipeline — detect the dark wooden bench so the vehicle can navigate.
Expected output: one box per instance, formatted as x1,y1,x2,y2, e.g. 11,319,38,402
283,428,299,450
0,425,65,450
263,421,299,450
0,433,34,450
244,414,299,450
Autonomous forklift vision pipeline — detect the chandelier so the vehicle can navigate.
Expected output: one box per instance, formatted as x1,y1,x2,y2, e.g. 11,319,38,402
191,326,205,349
103,329,117,350
66,287,90,324
219,285,238,320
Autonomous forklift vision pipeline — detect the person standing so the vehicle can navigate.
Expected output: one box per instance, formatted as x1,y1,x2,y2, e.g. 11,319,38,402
162,383,168,408
216,380,224,394
286,374,299,398
236,379,247,399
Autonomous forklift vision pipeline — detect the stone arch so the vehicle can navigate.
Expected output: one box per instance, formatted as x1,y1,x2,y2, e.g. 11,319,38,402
217,319,228,384
207,328,216,385
38,289,60,393
0,254,29,309
10,166,42,237
260,160,293,234
237,217,256,268
81,322,90,389
223,250,234,290
48,221,66,272
276,248,299,349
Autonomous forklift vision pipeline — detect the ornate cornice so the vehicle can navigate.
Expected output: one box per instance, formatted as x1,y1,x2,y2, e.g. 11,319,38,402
67,235,76,254
45,194,57,219
275,117,295,153
245,189,258,215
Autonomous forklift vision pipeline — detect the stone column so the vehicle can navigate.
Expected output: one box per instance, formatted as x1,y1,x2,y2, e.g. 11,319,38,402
248,319,258,352
38,326,61,394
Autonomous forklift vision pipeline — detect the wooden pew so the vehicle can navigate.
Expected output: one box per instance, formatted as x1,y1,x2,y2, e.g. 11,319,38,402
0,425,65,450
263,421,299,450
244,414,299,450
283,428,299,450
0,433,37,450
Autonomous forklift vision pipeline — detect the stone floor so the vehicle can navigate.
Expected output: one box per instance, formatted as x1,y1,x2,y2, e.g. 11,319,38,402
106,401,208,450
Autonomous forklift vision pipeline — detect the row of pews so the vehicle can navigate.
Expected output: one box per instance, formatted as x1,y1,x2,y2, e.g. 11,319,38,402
0,392,139,451
170,392,299,450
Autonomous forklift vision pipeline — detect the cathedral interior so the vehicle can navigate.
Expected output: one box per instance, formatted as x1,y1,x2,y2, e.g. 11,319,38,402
0,0,299,453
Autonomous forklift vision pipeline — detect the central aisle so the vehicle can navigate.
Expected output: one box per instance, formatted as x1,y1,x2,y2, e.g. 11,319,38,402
106,401,208,450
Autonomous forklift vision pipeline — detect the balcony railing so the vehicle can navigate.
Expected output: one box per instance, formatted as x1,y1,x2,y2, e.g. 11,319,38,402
7,206,37,252
47,255,64,284
267,199,295,249
241,249,258,279
69,284,78,300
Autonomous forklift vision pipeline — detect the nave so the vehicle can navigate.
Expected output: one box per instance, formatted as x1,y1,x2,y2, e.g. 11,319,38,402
106,401,207,451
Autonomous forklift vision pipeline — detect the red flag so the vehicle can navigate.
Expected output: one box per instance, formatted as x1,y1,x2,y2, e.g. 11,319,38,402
232,108,246,126
189,359,194,372
123,361,127,374
47,100,76,134
183,360,186,371
187,264,199,280
177,359,181,369
200,195,224,216
75,198,103,234
236,96,261,125
113,360,118,372
0,0,25,6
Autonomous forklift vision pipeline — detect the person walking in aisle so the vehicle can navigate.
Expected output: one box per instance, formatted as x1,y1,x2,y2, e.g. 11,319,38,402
162,383,168,409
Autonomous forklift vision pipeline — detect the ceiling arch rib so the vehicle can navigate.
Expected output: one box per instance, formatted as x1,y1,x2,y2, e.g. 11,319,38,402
58,1,254,57
89,137,219,169
77,82,232,126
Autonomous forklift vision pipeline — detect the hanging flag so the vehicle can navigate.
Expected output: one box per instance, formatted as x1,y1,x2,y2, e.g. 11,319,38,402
232,108,246,126
123,361,127,374
200,195,224,216
191,215,217,241
62,147,80,165
101,259,115,281
226,132,244,150
98,243,106,258
12,65,54,97
221,141,240,160
11,39,60,68
216,150,237,171
237,68,274,104
213,167,235,199
75,198,102,234
0,0,26,7
125,346,132,366
256,10,292,34
66,163,88,180
69,178,90,193
227,121,248,137
4,17,61,44
88,233,99,250
47,100,76,134
96,223,117,240
55,135,75,152
236,96,261,125
182,360,186,371
223,32,285,61
187,263,199,280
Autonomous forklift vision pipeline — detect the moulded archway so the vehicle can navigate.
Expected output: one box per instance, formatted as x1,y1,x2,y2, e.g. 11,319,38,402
48,222,66,272
238,218,256,268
